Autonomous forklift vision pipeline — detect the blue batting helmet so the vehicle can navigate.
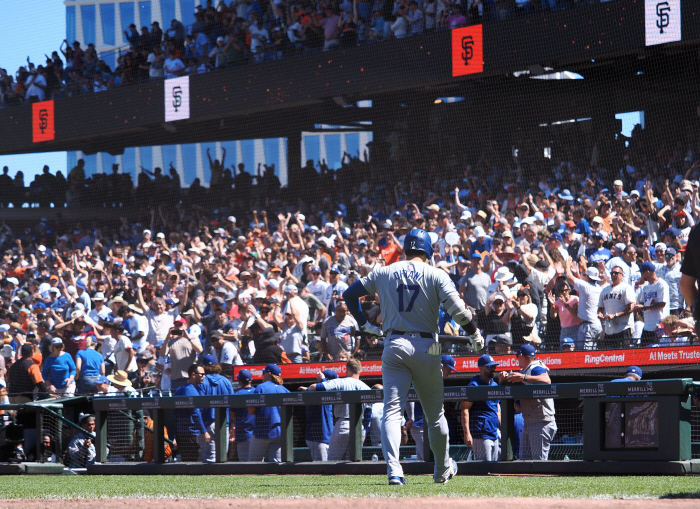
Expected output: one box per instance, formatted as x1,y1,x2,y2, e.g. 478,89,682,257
403,229,433,258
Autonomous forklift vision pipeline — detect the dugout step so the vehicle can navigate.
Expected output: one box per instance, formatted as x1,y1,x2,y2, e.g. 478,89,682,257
0,462,64,475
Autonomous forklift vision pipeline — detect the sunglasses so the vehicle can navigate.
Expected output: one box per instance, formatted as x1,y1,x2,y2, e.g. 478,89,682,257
611,271,623,276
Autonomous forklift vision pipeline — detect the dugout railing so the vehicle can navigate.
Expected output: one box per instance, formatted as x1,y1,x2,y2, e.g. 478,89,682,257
91,379,699,466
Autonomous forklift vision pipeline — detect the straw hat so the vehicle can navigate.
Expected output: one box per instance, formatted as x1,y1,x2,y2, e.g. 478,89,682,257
107,370,132,387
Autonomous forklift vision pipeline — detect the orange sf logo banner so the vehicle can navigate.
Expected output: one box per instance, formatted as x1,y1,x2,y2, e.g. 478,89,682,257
32,100,55,142
452,25,483,77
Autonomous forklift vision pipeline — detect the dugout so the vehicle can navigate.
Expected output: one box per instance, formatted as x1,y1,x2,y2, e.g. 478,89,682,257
87,379,700,476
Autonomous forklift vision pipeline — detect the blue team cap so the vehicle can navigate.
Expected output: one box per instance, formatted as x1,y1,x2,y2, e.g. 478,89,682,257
200,354,217,366
322,369,339,380
591,231,603,239
263,364,282,376
96,376,110,384
311,266,321,273
666,247,677,256
357,239,368,246
548,232,563,243
635,229,647,237
477,355,499,368
440,354,458,372
335,210,344,216
471,252,482,260
662,229,676,238
32,301,47,309
640,261,656,273
517,344,537,357
237,369,252,382
626,366,642,378
561,337,575,345
76,279,87,290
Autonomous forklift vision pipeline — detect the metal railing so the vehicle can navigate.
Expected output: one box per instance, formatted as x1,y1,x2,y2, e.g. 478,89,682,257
91,378,698,464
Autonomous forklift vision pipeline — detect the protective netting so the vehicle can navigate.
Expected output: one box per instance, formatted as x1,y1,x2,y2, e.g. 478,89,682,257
3,9,700,483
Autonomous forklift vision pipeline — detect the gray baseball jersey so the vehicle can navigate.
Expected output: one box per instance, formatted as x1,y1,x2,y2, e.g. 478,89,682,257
360,260,461,334
319,377,371,419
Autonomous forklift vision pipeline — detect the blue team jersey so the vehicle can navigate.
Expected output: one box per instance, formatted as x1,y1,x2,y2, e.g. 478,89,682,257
253,381,290,439
305,404,334,444
234,386,255,442
466,375,500,440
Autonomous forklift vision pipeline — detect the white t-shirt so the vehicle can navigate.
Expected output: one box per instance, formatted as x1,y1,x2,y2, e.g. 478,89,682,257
284,295,310,338
658,262,684,310
598,283,635,335
157,355,171,391
114,335,137,372
307,280,331,307
572,278,603,325
249,26,269,53
25,73,47,101
147,52,164,78
145,308,179,345
637,278,670,331
129,314,149,353
163,57,185,78
98,335,117,362
391,17,407,38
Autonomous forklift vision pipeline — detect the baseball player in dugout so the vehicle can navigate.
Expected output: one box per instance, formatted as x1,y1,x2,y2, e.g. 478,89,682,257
344,229,484,485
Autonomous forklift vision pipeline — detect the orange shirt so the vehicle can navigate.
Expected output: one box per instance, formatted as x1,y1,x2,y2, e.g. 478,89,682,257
379,243,401,265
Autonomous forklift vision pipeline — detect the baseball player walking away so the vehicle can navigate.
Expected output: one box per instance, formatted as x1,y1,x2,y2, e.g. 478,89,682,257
344,229,484,485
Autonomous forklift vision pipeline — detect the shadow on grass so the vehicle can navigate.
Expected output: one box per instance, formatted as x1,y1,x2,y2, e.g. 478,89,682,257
659,493,700,499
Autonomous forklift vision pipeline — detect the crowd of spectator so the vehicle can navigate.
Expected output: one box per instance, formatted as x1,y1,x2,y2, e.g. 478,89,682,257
0,107,699,463
2,0,609,106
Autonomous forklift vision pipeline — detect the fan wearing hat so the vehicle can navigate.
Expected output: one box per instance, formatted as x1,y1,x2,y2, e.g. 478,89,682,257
107,370,135,395
160,317,203,390
6,344,49,403
461,355,501,461
232,369,255,461
458,253,491,312
477,291,509,347
503,286,538,350
636,262,670,346
87,291,112,323
563,257,603,351
657,247,684,316
67,413,98,468
498,345,556,460
247,364,290,462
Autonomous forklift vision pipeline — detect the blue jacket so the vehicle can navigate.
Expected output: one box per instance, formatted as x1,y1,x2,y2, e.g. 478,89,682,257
174,383,206,436
201,373,234,427
253,381,289,439
305,403,333,444
234,386,255,442
466,375,500,440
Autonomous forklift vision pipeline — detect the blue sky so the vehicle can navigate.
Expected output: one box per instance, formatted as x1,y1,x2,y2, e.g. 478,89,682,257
0,1,66,187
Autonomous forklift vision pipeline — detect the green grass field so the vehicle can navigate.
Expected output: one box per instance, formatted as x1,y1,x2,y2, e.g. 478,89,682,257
2,475,700,499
